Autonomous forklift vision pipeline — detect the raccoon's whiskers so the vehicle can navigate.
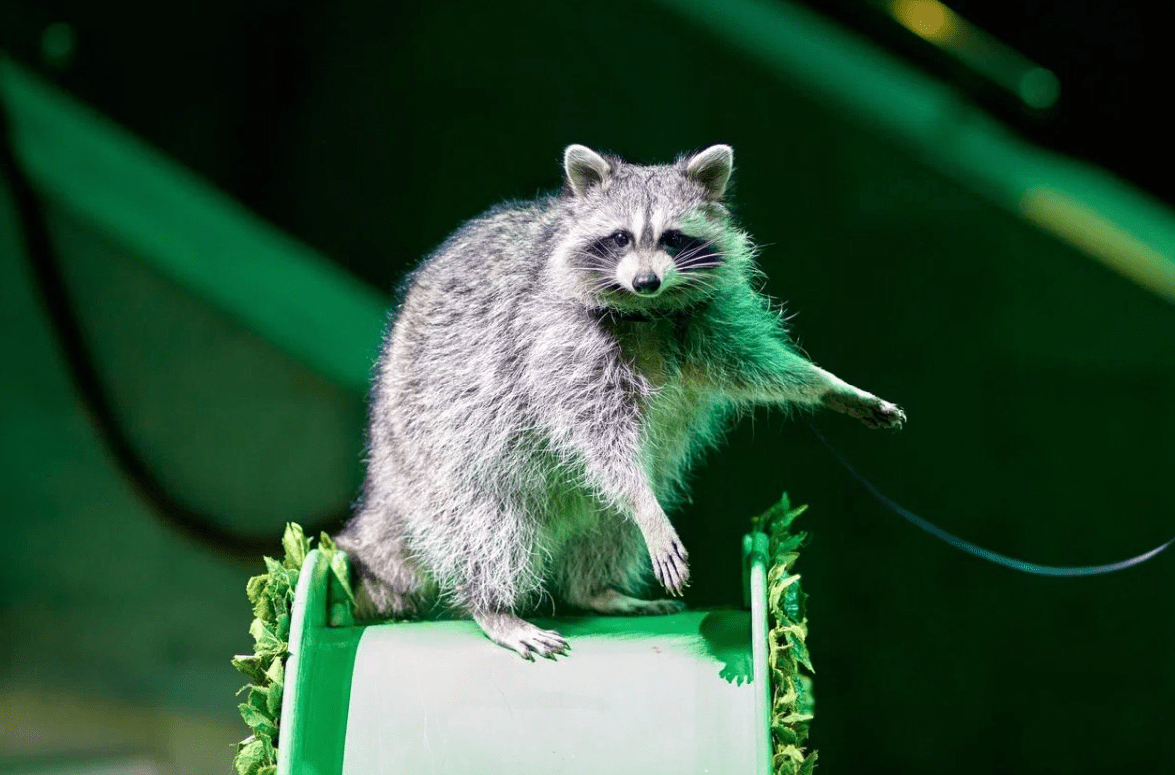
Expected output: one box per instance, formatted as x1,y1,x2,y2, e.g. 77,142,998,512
676,252,725,268
673,240,726,272
591,278,624,293
676,242,719,256
678,261,725,272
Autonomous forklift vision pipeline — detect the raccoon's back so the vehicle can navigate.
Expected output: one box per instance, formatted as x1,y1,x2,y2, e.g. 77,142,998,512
369,199,560,479
407,198,556,297
389,197,558,370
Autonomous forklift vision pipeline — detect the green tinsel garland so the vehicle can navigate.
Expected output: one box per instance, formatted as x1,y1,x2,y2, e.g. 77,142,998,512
753,493,819,775
230,523,355,775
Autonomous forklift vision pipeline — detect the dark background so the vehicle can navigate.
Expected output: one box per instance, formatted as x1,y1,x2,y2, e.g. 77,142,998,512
2,1,1173,773
5,0,1175,288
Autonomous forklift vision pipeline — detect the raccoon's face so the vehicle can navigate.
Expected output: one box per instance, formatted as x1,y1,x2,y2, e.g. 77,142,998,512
559,144,740,312
579,222,725,299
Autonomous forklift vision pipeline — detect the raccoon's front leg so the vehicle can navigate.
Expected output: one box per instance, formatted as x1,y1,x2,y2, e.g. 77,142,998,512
693,299,906,429
735,357,905,429
810,365,906,429
539,333,690,595
557,423,689,595
613,488,689,597
554,510,686,615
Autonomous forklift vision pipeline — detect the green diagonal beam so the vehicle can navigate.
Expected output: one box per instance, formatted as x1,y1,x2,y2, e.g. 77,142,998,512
0,56,388,394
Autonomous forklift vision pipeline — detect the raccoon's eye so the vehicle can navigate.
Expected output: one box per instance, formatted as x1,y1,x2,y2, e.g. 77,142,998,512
610,231,631,249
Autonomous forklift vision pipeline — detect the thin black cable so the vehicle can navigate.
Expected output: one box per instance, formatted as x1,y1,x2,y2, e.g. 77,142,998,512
0,68,347,560
809,422,1174,576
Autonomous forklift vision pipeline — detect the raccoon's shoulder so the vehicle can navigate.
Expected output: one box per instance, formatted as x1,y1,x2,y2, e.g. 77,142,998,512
390,195,561,314
428,195,561,263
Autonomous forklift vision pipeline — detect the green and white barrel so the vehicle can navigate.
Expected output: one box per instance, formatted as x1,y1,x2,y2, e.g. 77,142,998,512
277,536,774,775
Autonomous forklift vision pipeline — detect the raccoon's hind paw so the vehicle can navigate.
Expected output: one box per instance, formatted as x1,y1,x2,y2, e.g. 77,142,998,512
474,610,570,661
616,596,686,616
574,588,687,616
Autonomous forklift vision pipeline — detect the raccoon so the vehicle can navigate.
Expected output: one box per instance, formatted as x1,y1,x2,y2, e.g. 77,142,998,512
335,144,905,660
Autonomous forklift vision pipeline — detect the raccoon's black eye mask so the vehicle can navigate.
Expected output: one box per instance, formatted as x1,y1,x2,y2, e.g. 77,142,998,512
662,231,724,271
580,229,723,270
660,229,689,254
584,231,632,258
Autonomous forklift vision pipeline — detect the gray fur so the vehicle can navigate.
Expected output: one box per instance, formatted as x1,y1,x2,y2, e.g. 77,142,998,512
335,144,905,659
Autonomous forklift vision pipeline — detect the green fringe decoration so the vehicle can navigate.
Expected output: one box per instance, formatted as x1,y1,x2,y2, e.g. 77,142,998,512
231,523,355,775
753,493,819,775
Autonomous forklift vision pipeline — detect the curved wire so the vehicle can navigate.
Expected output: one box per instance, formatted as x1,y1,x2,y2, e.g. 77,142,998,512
808,423,1175,576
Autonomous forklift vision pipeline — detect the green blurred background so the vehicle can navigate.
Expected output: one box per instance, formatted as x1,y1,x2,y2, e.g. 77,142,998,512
2,0,1173,772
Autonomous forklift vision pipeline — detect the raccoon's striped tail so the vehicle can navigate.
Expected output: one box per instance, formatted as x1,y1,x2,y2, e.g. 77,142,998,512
808,423,1175,577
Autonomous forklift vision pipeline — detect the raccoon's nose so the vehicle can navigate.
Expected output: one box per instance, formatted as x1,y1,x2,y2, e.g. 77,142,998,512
632,272,661,295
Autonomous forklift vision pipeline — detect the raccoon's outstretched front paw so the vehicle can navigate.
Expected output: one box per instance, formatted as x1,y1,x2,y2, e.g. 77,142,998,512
473,610,570,661
648,533,690,597
823,390,906,430
862,399,906,430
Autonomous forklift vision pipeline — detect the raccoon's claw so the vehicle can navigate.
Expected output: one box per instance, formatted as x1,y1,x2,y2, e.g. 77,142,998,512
651,536,690,597
515,629,570,661
474,611,570,661
823,390,906,430
863,400,906,430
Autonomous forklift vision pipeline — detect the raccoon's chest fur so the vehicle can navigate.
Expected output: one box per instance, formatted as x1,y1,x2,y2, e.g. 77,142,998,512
533,318,722,563
612,319,726,505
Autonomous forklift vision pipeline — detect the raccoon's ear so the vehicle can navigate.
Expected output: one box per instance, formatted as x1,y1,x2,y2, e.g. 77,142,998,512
563,144,612,197
686,144,734,200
